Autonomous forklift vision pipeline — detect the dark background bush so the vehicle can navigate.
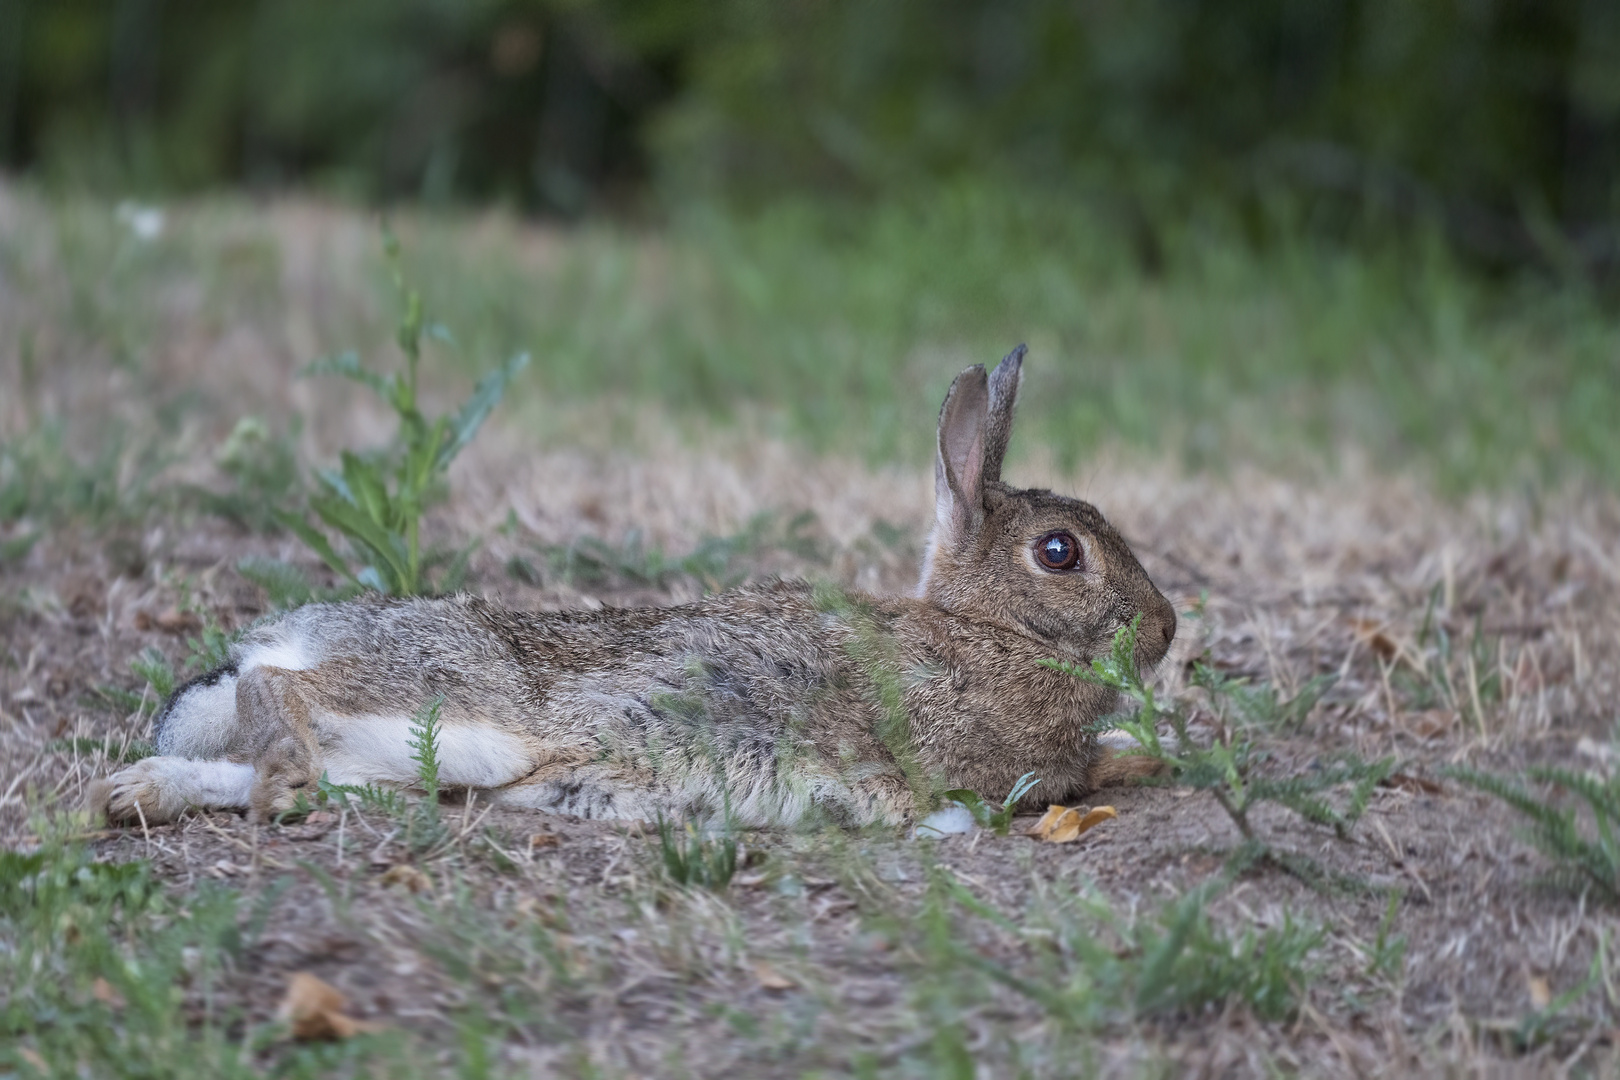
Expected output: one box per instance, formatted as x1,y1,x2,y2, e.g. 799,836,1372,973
3,0,1618,271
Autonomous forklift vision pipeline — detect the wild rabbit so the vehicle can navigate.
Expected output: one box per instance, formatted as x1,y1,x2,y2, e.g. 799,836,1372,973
92,346,1176,829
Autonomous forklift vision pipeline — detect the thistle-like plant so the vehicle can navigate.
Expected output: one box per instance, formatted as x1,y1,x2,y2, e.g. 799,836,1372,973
1448,754,1620,903
1042,617,1393,846
405,696,448,851
278,231,529,597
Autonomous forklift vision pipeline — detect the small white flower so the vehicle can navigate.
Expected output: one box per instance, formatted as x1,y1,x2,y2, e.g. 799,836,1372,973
116,201,166,241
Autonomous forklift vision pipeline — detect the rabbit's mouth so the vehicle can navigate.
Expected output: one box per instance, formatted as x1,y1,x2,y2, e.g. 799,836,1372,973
1016,619,1168,674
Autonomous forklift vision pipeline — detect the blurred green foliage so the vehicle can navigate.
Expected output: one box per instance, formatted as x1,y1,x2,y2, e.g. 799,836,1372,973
396,187,1620,488
3,0,1618,270
0,0,667,211
3,184,1618,489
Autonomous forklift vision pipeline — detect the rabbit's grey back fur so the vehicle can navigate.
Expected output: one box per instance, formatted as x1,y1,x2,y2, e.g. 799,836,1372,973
94,347,1177,827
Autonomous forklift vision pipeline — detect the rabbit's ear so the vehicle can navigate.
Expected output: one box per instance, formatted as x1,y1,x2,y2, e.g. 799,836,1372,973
934,364,991,543
981,344,1026,483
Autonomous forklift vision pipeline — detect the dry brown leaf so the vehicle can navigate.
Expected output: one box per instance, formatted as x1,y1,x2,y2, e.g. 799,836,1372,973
91,977,125,1010
18,1047,46,1072
753,961,796,990
135,607,203,635
528,832,560,850
1045,808,1086,842
1028,804,1071,837
1401,710,1456,740
1073,806,1118,835
1027,804,1118,843
1528,974,1551,1010
1380,772,1445,795
277,972,383,1041
379,864,431,893
1349,618,1399,663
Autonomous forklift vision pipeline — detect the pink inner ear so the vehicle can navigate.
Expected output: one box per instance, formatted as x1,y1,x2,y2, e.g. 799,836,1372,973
956,429,984,502
942,395,988,495
935,365,991,533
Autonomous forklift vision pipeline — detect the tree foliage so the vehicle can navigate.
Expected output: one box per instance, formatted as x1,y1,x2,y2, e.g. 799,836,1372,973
4,0,1617,266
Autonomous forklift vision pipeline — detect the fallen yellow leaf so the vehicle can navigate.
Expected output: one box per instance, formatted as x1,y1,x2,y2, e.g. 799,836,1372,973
1027,804,1118,843
754,961,796,990
380,864,431,893
277,972,383,1041
1528,974,1551,1010
91,976,126,1010
1349,618,1399,663
1029,804,1070,836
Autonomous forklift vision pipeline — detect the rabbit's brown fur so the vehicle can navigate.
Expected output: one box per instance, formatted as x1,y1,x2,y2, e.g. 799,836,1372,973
92,347,1175,827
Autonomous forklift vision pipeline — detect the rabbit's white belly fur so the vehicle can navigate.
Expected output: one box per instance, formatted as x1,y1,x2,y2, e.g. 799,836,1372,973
156,675,535,791
316,713,534,788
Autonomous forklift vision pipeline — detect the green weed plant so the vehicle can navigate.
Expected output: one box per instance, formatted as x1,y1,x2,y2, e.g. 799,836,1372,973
287,698,448,854
276,232,528,597
656,817,740,890
1448,746,1620,904
1044,617,1394,853
0,824,251,1078
938,772,1041,836
0,424,170,544
188,417,304,534
905,860,1323,1039
1389,585,1504,732
234,555,354,610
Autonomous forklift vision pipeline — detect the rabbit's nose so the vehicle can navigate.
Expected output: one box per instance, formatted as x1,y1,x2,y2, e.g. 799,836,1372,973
1152,599,1177,652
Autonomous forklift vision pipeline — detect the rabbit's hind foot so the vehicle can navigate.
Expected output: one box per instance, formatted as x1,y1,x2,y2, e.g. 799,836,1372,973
249,736,322,822
88,757,255,825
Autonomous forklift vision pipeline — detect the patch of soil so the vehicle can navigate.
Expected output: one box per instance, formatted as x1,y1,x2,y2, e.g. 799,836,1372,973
5,449,1619,1074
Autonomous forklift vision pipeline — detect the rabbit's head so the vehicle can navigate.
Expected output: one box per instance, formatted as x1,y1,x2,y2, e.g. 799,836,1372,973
917,346,1176,670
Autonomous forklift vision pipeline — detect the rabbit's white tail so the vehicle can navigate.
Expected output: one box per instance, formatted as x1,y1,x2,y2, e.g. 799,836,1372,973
154,667,242,759
154,632,319,758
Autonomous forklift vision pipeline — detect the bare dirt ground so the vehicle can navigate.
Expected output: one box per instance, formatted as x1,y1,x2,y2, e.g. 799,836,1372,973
3,194,1619,1076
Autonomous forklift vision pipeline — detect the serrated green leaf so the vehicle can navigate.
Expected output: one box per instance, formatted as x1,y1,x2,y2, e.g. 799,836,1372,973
339,452,394,526
302,351,392,398
310,494,409,591
438,352,529,470
273,509,357,583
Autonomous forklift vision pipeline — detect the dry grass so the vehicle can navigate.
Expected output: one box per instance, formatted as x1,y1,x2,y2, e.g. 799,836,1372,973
3,188,1619,1076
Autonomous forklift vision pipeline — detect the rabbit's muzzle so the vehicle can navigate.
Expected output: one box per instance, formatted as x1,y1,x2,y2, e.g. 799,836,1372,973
1137,593,1178,669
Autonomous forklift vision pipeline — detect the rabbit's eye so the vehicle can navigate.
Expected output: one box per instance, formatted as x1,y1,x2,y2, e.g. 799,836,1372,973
1034,531,1082,572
